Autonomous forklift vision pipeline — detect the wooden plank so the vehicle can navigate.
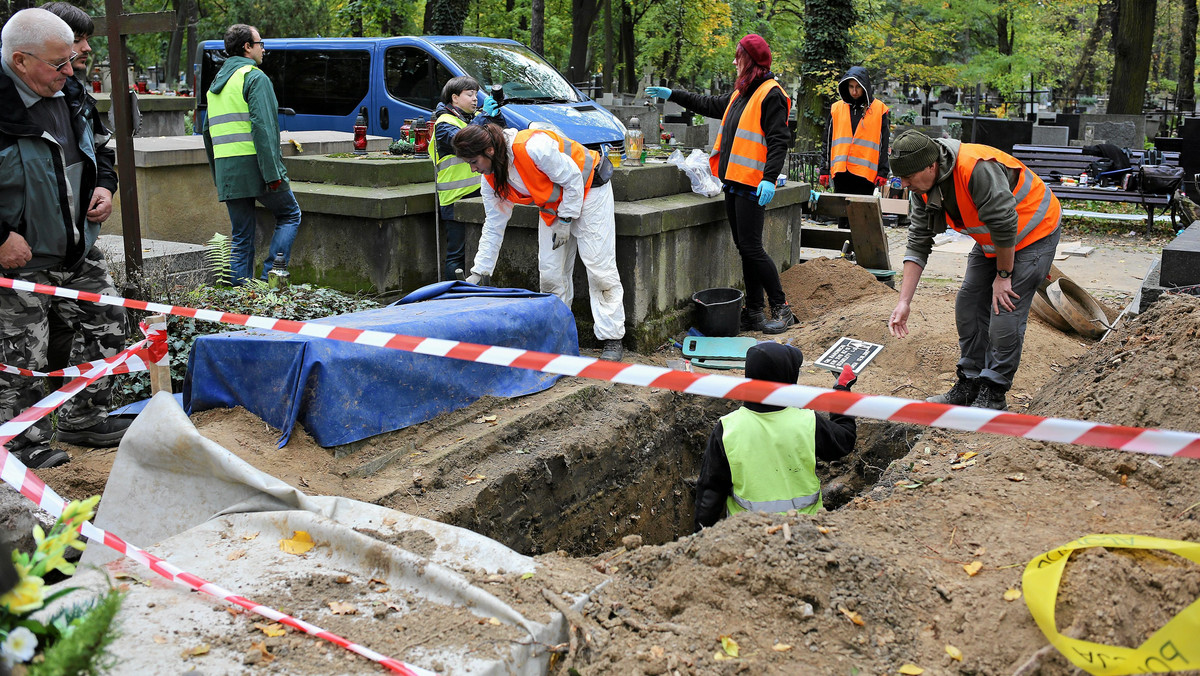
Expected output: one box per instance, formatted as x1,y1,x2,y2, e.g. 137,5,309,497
812,193,908,218
146,314,173,395
845,196,891,271
800,227,851,252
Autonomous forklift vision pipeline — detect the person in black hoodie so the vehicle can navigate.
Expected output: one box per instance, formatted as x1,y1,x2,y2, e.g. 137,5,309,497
820,67,891,227
694,343,857,530
645,34,795,335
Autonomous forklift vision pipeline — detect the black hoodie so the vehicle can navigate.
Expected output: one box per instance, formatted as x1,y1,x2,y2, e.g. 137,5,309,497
694,343,858,530
821,66,890,177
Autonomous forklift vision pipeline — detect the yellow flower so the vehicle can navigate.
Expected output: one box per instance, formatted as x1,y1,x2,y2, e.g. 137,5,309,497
61,496,99,526
0,564,45,615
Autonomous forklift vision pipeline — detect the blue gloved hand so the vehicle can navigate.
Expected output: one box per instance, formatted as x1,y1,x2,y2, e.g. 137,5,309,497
481,95,500,117
755,180,776,206
645,86,672,100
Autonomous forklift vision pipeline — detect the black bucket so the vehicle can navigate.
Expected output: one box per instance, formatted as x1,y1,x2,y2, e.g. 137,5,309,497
692,287,744,337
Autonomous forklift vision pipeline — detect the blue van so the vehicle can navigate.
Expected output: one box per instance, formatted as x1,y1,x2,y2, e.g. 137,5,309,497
196,36,627,150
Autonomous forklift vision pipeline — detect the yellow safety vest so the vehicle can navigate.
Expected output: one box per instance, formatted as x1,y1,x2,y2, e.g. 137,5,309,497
430,113,482,206
721,406,822,516
207,64,257,159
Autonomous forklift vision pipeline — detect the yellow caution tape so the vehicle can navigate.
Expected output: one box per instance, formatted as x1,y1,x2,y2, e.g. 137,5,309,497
1023,534,1200,675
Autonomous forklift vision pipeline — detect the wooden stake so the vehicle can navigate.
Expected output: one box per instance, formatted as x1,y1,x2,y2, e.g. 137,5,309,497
147,314,172,394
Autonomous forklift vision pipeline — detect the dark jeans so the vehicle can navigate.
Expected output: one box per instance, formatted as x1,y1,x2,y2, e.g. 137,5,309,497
724,191,786,310
832,172,876,229
956,228,1060,389
440,204,466,281
225,188,302,284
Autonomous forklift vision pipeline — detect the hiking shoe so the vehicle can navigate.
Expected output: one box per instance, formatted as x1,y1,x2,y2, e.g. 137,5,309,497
927,369,980,406
57,416,132,448
600,339,625,362
971,381,1008,410
762,303,797,335
12,445,70,469
741,307,766,332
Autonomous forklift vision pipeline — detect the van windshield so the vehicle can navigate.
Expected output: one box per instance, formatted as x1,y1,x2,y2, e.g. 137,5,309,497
438,42,580,104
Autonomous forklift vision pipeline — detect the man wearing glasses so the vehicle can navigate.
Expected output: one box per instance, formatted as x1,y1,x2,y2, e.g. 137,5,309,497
0,9,132,468
203,24,302,285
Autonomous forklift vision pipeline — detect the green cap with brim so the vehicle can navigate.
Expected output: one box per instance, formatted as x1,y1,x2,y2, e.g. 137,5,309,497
889,130,939,177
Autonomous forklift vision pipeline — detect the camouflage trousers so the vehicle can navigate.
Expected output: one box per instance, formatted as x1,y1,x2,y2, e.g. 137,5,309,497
0,247,127,452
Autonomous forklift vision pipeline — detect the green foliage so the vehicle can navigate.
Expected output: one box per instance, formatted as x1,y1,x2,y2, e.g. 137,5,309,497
204,232,232,287
28,589,125,676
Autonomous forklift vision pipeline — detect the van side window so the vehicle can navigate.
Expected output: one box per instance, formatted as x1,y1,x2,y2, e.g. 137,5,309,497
385,46,453,111
280,49,370,116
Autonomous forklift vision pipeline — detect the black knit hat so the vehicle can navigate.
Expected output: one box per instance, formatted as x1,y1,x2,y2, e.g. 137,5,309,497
889,130,939,177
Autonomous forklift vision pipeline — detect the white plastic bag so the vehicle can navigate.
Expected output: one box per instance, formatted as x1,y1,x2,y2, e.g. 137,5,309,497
668,148,723,198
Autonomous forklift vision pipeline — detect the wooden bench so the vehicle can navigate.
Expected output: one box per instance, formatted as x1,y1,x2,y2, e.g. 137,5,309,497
1011,144,1182,234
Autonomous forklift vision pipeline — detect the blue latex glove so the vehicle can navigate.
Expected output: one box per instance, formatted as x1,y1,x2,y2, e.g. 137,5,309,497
481,95,500,117
755,180,776,206
645,86,672,100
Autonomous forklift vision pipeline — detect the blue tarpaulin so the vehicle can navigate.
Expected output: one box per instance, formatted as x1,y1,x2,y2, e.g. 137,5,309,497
183,283,578,447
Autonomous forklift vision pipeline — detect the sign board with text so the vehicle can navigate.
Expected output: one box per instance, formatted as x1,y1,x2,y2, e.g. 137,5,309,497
813,337,883,374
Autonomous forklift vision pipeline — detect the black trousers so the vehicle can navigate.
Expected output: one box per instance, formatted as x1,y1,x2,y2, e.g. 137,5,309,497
724,191,786,310
832,172,876,229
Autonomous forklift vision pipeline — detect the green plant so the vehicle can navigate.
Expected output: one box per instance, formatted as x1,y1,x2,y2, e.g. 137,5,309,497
388,139,415,155
896,109,919,126
204,232,232,287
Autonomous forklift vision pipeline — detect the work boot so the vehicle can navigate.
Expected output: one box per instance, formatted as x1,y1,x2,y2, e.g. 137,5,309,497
971,381,1008,411
762,303,797,335
600,339,625,362
12,444,71,469
927,369,980,406
57,416,133,448
740,307,766,332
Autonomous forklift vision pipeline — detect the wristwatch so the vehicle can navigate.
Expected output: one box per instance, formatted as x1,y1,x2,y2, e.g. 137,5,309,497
997,269,1012,279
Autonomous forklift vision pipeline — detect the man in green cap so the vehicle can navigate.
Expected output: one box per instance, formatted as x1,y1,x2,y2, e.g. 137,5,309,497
886,130,1061,411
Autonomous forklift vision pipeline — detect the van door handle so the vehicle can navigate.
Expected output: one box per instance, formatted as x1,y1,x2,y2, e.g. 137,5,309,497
278,107,296,116
379,107,389,130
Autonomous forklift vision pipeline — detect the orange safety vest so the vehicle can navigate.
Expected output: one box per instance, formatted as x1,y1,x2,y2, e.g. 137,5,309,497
925,144,1061,257
829,98,889,182
710,79,791,187
486,129,599,226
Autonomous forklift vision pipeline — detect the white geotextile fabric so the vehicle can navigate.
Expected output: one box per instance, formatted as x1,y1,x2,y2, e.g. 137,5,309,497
64,392,596,674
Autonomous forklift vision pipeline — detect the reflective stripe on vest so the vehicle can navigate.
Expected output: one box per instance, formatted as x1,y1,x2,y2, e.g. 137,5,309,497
208,65,257,159
721,406,822,517
430,113,482,206
709,79,791,187
487,129,599,226
829,99,889,182
926,144,1061,257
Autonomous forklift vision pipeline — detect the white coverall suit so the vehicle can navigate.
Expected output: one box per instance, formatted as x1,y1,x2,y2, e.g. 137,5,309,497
470,128,626,341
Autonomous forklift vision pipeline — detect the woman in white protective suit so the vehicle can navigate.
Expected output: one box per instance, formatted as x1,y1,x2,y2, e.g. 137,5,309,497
453,123,626,362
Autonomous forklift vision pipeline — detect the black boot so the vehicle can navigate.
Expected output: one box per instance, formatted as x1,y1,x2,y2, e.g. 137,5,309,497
971,380,1008,410
927,369,980,406
741,307,766,332
762,303,797,335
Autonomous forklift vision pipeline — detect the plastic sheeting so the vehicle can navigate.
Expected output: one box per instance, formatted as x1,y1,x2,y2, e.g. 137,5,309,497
71,392,603,675
184,283,579,447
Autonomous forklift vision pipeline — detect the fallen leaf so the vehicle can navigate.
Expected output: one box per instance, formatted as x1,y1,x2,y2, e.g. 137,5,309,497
279,531,315,555
772,643,793,652
1084,500,1101,511
369,577,388,586
254,622,286,637
1006,473,1026,482
241,532,259,541
651,645,665,658
946,644,963,661
225,607,245,617
899,664,924,675
181,644,210,658
963,561,983,577
713,651,732,661
719,635,740,657
382,517,397,526
328,601,357,615
487,617,502,626
1003,588,1022,602
766,525,784,535
153,635,168,644
298,476,310,488
838,605,865,626
335,575,352,584
898,481,923,489
227,549,246,561
483,414,497,423
521,572,535,580
465,474,486,485
250,641,275,664
973,546,986,557
949,459,977,470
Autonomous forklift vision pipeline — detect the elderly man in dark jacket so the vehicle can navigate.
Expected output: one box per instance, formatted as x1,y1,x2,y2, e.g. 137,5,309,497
0,8,130,469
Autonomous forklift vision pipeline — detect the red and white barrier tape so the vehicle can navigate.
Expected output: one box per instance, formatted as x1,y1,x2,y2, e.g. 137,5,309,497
3,276,1197,459
0,311,428,674
0,320,166,380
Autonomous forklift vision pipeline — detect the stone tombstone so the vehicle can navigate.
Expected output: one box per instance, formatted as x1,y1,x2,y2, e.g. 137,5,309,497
1031,125,1069,146
1080,113,1145,147
950,116,1033,153
1082,121,1138,149
1055,113,1081,141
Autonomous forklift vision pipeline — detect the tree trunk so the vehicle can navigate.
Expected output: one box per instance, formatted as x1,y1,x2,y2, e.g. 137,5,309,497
997,2,1013,56
567,0,600,85
1065,0,1114,101
1182,0,1198,110
603,0,613,94
164,0,186,91
1108,0,1157,114
424,0,469,35
531,0,544,55
620,0,636,92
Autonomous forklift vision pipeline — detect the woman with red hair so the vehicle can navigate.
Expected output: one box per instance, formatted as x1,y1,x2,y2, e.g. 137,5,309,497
646,34,795,334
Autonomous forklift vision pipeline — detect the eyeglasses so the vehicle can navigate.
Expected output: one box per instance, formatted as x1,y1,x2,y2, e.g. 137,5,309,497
19,51,77,73
250,41,265,46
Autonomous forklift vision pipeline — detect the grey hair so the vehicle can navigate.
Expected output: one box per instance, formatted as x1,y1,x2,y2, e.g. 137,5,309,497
2,8,75,67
